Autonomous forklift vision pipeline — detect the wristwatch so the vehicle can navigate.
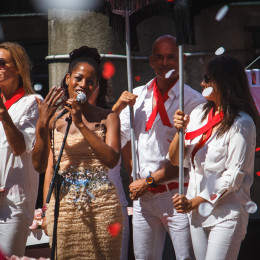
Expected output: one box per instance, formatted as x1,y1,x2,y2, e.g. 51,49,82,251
146,172,157,188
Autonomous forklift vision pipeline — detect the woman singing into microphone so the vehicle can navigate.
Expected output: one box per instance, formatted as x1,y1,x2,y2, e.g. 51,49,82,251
32,46,123,259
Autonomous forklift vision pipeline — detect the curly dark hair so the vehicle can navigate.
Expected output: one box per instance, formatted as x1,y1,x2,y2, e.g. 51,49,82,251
202,55,258,137
61,46,111,107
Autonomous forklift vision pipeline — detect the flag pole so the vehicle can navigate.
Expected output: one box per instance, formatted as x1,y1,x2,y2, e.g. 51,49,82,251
125,0,137,181
179,45,184,195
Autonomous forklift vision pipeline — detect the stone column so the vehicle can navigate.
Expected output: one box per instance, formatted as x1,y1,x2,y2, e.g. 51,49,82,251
48,9,123,89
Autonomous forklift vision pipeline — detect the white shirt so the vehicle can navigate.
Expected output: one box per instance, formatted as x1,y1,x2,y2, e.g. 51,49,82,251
120,78,205,184
185,104,256,234
0,94,42,222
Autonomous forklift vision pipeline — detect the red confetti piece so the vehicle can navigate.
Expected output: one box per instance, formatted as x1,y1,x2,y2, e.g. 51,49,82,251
210,194,217,200
252,71,256,84
134,76,141,82
0,249,5,260
108,51,112,54
107,222,122,237
256,171,260,177
102,62,115,80
256,147,260,152
167,0,175,2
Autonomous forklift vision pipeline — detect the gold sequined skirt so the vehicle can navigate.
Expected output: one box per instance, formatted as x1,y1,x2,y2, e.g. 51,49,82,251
46,173,123,260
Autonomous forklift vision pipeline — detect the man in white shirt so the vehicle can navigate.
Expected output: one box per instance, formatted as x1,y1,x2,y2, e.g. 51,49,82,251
113,35,205,260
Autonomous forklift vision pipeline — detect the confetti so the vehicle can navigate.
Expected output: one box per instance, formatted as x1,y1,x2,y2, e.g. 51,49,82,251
102,62,115,80
34,83,43,92
215,5,229,21
0,249,5,260
108,51,112,54
107,222,122,237
215,47,225,56
165,69,175,79
210,194,217,201
256,171,260,177
252,71,256,84
198,202,213,217
256,147,260,152
134,76,141,82
245,201,257,214
202,87,213,97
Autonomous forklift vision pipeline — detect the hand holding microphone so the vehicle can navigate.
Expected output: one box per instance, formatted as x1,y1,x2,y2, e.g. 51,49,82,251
56,92,87,119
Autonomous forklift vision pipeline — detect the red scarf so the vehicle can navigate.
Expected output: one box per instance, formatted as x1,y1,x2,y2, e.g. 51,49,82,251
145,78,177,131
185,107,224,160
1,88,25,118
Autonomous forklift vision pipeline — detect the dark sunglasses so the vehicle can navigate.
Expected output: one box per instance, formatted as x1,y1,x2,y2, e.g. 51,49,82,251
0,58,6,68
203,74,211,84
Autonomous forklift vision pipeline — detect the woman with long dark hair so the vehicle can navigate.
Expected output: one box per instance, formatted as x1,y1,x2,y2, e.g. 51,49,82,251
32,46,123,259
169,55,257,260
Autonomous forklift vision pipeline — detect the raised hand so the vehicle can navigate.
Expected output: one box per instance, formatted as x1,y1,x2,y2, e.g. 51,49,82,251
112,91,138,114
32,87,65,173
36,86,65,126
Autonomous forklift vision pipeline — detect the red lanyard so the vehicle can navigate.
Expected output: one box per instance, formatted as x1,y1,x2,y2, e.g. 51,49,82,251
185,107,224,162
145,78,177,131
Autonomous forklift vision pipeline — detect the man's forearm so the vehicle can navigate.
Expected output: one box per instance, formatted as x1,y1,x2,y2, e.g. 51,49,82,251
151,161,179,184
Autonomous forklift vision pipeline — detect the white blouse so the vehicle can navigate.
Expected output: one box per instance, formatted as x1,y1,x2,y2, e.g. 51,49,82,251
185,104,256,235
0,94,42,222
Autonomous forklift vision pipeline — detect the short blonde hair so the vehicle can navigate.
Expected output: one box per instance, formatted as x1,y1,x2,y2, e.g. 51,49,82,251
0,42,34,94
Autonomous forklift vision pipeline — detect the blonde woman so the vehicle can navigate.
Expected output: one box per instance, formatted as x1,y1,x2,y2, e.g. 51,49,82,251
0,42,42,256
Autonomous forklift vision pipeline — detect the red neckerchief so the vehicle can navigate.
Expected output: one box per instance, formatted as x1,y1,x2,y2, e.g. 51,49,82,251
145,78,177,131
185,107,224,163
1,87,25,111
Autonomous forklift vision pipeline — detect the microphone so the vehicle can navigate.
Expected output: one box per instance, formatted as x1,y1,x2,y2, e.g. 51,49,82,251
56,92,87,119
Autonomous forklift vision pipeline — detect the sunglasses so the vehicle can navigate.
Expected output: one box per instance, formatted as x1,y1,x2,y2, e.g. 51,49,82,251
203,74,211,84
0,58,6,68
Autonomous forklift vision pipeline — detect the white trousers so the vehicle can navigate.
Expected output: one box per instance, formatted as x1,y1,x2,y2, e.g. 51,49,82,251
133,189,194,260
190,218,244,260
0,207,30,257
